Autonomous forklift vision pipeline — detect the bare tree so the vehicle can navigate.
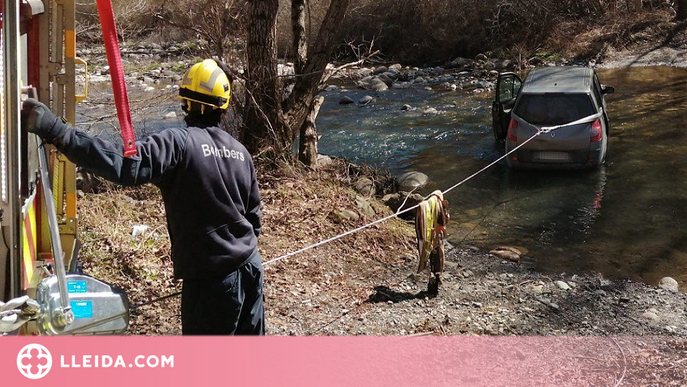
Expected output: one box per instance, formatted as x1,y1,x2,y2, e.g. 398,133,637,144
154,0,247,58
244,0,351,159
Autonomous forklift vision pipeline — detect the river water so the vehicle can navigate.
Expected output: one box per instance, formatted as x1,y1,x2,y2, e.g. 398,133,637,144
316,66,687,286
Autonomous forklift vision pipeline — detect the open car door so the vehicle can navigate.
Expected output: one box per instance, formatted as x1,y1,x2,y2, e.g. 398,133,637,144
492,72,522,140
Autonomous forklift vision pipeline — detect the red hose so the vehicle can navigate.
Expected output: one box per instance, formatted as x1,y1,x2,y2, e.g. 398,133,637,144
95,0,137,157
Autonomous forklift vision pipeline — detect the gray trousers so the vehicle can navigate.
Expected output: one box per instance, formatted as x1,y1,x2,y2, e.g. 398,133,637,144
181,252,264,335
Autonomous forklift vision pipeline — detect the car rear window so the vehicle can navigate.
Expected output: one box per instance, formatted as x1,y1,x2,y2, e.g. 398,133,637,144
514,93,597,126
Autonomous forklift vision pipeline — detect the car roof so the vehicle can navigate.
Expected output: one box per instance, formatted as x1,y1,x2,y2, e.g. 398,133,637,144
521,66,593,94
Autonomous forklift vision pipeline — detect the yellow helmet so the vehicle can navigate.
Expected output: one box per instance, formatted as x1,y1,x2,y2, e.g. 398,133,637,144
179,59,231,111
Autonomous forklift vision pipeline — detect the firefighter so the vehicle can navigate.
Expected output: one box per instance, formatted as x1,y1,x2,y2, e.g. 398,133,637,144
21,59,264,335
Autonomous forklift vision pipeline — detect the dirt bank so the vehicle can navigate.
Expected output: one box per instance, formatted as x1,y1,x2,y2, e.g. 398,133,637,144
596,19,687,68
77,157,687,338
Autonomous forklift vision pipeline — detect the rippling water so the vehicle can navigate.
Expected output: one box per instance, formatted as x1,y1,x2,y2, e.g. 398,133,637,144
316,66,687,286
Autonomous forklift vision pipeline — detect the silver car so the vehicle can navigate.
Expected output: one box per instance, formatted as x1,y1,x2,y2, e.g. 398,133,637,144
492,66,614,169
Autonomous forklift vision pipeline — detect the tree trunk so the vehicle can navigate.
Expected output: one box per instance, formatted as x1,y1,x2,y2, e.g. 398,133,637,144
678,0,687,20
291,0,307,74
282,0,350,138
244,0,281,153
243,0,350,158
298,96,324,167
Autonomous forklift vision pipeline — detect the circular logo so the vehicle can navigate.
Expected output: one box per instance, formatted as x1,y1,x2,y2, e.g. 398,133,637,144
16,344,52,380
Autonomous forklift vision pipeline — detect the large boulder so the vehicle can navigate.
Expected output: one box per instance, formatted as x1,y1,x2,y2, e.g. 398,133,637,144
396,171,428,192
659,277,679,293
382,192,424,216
369,78,389,92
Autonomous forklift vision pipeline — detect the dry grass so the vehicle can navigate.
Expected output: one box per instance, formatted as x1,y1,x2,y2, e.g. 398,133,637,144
77,158,415,335
78,182,180,334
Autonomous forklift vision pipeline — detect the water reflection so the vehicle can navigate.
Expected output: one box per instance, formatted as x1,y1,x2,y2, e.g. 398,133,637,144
317,66,687,285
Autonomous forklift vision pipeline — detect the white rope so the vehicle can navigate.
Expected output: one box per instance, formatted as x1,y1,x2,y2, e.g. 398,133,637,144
263,125,554,268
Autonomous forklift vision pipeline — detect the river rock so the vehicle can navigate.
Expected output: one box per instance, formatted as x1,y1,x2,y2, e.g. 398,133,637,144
376,73,393,86
658,277,679,293
528,284,544,294
423,107,439,115
369,78,389,92
359,95,375,105
385,69,401,80
389,63,402,70
349,68,373,80
382,192,423,214
373,66,388,75
489,246,521,262
162,70,178,78
339,96,355,105
355,196,376,218
401,104,412,111
435,82,450,91
476,81,494,89
642,311,660,322
317,154,333,167
446,57,471,69
475,53,488,62
396,171,428,191
555,281,571,291
164,111,177,119
354,177,376,196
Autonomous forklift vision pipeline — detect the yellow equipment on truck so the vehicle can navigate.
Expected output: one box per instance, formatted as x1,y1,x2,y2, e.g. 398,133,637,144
0,0,129,335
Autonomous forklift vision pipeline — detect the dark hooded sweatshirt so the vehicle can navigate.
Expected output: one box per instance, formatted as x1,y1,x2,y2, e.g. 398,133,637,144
45,120,261,280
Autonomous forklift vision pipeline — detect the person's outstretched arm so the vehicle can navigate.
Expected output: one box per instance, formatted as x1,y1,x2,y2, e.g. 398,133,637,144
22,98,188,186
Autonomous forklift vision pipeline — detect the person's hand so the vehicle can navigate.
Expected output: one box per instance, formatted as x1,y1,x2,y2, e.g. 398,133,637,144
21,98,57,138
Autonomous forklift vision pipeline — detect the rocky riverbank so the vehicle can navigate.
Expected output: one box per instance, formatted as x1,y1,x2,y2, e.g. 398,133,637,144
73,40,687,343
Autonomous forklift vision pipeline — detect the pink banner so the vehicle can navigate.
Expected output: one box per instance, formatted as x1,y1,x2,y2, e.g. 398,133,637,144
1,336,683,385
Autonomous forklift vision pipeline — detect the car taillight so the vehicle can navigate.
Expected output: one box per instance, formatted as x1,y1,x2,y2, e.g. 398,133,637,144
507,119,518,141
590,119,602,142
